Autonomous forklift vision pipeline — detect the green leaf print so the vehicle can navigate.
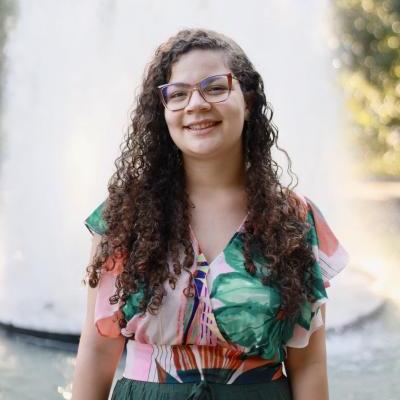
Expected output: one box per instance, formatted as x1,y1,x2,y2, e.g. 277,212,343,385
210,272,281,308
211,271,293,360
306,211,319,246
123,286,145,320
223,232,271,279
209,216,330,360
85,200,108,235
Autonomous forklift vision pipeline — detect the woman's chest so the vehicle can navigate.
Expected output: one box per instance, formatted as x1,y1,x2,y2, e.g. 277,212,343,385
123,233,283,351
189,198,248,265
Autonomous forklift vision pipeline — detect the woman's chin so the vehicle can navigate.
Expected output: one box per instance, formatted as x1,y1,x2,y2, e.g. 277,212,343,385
182,143,223,159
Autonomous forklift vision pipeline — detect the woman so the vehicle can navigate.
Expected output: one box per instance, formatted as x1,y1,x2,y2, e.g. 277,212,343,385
72,29,348,400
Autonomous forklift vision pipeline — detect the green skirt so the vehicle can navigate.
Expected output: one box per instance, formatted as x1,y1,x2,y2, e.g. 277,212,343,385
111,377,292,400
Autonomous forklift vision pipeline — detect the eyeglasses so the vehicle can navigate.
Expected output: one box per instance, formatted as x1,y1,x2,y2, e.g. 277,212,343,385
158,73,236,111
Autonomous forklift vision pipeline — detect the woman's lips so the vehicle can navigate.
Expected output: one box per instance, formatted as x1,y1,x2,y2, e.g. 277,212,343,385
184,121,221,135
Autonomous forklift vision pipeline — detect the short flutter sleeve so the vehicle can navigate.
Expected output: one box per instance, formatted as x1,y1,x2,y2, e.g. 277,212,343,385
85,201,125,338
85,200,108,236
285,195,349,348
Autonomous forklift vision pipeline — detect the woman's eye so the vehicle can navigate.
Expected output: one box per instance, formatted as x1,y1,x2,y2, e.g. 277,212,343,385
169,91,187,100
205,85,227,93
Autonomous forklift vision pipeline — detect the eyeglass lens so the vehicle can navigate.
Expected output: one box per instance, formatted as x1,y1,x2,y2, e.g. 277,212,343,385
161,75,231,110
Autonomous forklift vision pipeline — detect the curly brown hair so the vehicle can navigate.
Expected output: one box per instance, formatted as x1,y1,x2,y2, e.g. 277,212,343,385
86,28,316,322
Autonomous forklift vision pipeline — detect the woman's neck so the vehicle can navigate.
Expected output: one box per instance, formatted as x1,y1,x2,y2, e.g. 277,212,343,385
183,149,246,197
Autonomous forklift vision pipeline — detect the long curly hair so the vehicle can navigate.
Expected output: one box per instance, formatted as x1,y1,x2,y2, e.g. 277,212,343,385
86,28,316,322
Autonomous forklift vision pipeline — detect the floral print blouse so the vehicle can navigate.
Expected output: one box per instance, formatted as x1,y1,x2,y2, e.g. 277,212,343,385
85,195,348,385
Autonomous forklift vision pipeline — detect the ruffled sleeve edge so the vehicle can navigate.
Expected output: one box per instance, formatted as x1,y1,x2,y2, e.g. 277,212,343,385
298,194,350,283
285,193,350,349
94,252,127,338
85,200,125,338
94,267,124,339
284,298,327,349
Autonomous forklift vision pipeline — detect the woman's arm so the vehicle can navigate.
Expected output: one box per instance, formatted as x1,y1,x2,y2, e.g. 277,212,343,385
285,304,329,400
72,234,126,400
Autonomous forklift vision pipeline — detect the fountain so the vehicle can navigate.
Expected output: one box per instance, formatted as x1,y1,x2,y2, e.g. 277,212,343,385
0,0,387,337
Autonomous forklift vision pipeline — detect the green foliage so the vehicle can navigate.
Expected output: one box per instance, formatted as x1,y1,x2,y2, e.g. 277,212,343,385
0,0,17,155
334,0,400,176
0,0,16,92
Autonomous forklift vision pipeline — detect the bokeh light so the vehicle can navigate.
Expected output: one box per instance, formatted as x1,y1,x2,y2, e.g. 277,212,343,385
333,0,400,176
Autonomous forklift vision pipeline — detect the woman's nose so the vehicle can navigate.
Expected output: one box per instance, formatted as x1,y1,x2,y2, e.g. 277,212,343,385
185,89,211,112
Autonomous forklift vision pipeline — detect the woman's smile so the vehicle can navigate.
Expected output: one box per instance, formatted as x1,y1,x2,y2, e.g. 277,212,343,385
183,120,222,135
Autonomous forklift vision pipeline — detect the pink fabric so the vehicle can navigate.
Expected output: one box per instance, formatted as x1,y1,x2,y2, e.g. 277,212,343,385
94,254,126,338
305,196,349,281
124,341,154,381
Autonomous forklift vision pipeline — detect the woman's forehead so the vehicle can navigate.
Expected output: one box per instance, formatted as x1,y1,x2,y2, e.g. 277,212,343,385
168,49,230,84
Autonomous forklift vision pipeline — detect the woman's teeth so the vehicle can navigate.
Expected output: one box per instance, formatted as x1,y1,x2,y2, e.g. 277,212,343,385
186,122,219,130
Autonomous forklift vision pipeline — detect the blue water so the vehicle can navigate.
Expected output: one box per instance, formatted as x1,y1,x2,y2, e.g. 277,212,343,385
0,302,399,400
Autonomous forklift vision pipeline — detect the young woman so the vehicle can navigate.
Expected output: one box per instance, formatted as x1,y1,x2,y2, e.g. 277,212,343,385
72,29,348,400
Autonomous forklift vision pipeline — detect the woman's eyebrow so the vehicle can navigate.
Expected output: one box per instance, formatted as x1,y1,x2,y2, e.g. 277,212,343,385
167,73,229,86
165,80,191,86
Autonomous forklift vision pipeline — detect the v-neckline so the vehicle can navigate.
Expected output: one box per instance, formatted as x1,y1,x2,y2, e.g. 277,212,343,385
189,213,248,267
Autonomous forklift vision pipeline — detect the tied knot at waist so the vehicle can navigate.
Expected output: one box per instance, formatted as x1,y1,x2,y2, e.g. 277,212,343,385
186,380,213,400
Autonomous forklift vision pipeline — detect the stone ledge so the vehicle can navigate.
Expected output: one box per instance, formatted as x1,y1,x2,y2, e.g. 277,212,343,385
325,268,386,333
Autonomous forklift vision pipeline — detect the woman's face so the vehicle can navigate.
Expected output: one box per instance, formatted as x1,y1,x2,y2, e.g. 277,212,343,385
163,49,249,160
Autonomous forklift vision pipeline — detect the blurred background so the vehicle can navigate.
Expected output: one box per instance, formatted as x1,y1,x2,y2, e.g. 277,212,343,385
0,0,399,399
